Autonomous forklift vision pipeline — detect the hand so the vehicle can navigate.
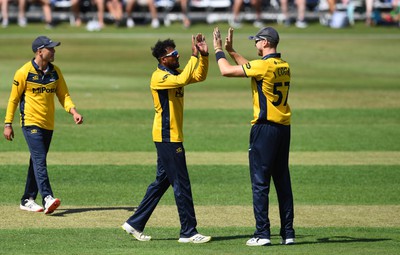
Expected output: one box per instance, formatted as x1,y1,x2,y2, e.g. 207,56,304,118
195,33,208,56
70,108,83,124
213,27,223,51
4,126,14,141
73,113,83,124
191,35,199,57
225,27,234,53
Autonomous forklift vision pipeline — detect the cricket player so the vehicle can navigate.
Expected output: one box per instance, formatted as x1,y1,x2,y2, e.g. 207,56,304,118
122,34,211,244
213,27,295,246
3,35,83,214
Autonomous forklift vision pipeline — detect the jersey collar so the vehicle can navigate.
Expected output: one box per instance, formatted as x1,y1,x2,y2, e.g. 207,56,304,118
262,53,281,60
158,64,179,75
31,58,54,74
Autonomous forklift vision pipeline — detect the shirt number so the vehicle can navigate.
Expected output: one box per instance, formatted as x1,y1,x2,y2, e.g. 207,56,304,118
273,82,290,106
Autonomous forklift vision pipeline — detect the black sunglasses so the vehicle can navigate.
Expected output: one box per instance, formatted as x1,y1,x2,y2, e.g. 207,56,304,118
255,36,268,45
256,37,269,43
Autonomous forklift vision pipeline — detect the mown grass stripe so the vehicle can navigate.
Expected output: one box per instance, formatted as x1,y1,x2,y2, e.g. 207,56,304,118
1,205,398,229
1,151,399,165
6,90,397,110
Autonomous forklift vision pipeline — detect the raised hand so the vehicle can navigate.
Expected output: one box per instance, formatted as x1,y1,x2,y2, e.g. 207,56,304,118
225,27,234,53
195,33,209,56
192,35,199,56
213,27,223,51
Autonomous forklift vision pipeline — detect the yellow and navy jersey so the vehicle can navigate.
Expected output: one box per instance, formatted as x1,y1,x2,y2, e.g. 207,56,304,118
242,53,291,126
151,55,208,142
4,59,75,130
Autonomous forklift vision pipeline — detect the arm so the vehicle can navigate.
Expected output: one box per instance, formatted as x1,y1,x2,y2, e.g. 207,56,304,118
4,69,26,141
189,54,208,83
225,27,249,65
189,33,209,83
213,27,246,77
152,56,199,89
54,67,83,125
55,67,75,112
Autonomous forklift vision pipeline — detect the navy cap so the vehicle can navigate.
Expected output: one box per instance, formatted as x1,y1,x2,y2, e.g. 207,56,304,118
32,36,60,52
248,27,280,44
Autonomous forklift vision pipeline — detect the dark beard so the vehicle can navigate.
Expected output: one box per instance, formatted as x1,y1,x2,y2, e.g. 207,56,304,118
169,62,180,70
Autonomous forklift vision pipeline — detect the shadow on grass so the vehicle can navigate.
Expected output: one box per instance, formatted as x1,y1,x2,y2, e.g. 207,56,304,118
297,235,391,245
44,209,395,246
154,235,251,241
208,235,391,244
51,206,137,216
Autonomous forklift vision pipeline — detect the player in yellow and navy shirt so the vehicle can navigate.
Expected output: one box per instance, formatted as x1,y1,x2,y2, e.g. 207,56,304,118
213,27,295,246
3,36,83,215
122,35,211,244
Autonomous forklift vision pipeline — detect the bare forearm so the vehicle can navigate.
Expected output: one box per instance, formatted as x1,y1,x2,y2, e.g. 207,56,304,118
216,50,245,77
227,50,249,65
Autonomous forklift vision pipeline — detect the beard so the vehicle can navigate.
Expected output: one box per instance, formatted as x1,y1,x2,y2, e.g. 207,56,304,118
169,61,180,70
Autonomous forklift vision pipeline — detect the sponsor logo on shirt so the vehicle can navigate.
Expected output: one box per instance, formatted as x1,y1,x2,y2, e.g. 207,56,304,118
49,74,56,82
32,87,56,94
160,74,169,83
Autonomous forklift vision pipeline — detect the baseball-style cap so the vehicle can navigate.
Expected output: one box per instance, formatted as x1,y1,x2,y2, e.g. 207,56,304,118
32,36,60,52
248,27,280,44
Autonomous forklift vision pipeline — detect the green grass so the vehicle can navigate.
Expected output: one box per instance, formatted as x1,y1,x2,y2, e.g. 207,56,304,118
1,108,399,152
0,22,399,254
1,165,399,206
1,227,398,255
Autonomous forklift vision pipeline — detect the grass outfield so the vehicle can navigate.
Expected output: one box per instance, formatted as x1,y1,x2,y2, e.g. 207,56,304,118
0,22,399,254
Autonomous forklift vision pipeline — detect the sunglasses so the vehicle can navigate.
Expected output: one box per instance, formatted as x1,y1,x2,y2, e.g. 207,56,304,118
255,39,265,44
163,50,179,58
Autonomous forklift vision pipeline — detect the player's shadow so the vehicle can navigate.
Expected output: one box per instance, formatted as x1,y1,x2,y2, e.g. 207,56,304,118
211,235,391,244
50,206,137,217
312,236,391,244
47,210,393,246
281,235,391,245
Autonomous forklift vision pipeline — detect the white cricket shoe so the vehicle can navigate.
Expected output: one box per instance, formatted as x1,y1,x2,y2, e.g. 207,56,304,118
151,19,160,28
18,17,27,27
126,18,134,28
122,222,151,241
281,238,295,245
178,233,211,244
295,20,308,28
228,18,242,29
2,18,8,28
246,237,271,246
20,199,44,212
44,195,61,214
253,20,264,28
